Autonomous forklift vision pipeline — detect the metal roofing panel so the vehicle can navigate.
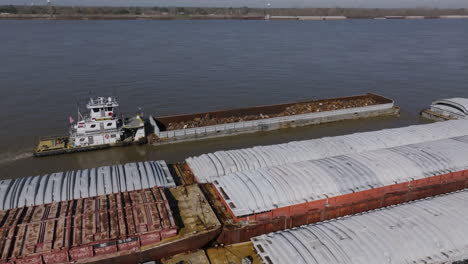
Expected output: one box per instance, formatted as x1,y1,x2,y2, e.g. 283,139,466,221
433,98,468,114
0,161,175,210
214,136,468,217
251,190,468,264
187,120,468,183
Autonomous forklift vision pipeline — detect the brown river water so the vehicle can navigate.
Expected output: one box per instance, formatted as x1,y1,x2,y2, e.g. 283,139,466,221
0,19,466,179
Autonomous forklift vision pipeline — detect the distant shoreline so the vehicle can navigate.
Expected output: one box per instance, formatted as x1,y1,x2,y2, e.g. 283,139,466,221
1,14,468,20
1,5,468,21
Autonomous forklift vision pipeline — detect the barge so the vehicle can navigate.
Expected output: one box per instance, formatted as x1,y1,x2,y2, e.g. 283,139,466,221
165,188,468,264
148,93,399,145
34,97,146,157
186,119,468,182
421,97,468,121
11,119,468,262
251,189,468,264
195,134,468,244
0,161,175,210
0,184,221,264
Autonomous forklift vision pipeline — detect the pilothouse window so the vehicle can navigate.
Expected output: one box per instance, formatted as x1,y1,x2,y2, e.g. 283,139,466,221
106,107,113,111
93,108,99,113
106,123,112,127
90,124,96,128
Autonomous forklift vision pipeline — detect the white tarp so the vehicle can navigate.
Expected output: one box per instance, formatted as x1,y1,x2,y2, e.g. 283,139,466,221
214,136,468,217
252,190,468,264
187,120,468,182
0,160,175,210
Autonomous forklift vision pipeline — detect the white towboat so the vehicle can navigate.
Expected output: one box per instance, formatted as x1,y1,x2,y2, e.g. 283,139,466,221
34,96,146,157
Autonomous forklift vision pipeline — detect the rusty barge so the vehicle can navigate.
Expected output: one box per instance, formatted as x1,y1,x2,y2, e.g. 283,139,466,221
0,181,220,264
148,93,399,145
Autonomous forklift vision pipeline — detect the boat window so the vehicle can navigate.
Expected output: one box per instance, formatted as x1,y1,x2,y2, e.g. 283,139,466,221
111,134,116,138
107,123,112,127
93,108,99,113
90,124,96,128
107,107,113,111
80,138,85,142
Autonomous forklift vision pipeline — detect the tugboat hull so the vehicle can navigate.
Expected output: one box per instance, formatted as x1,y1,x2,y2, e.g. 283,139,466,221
33,137,139,157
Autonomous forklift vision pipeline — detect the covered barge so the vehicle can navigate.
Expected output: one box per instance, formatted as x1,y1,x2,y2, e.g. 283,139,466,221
0,161,175,210
421,97,468,121
186,119,468,182
200,135,468,244
149,93,399,145
251,189,468,264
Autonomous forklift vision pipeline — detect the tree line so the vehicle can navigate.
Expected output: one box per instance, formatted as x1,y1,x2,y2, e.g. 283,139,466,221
1,5,468,18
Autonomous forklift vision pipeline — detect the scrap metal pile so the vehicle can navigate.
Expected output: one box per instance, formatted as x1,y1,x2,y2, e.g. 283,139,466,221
166,97,380,130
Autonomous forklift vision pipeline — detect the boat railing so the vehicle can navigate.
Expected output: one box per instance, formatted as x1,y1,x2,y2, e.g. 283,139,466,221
39,134,68,140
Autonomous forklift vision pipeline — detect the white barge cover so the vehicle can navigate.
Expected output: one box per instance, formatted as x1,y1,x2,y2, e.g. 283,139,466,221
430,98,468,119
187,120,468,183
251,190,468,264
214,136,468,217
0,160,175,210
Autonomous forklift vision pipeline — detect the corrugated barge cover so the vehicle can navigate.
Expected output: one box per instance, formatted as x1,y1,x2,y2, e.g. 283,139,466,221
214,136,468,217
0,160,175,210
187,120,468,183
251,190,468,264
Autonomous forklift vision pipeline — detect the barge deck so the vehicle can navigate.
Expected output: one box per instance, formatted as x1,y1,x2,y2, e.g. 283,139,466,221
0,184,221,264
149,93,399,145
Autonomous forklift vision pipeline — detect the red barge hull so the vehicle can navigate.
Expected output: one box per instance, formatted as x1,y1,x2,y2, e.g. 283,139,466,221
208,169,468,244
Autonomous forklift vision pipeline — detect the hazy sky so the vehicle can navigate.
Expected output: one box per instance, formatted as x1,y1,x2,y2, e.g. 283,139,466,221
2,0,468,8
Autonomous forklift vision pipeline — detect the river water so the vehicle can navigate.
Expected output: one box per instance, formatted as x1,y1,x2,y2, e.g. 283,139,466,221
0,19,467,178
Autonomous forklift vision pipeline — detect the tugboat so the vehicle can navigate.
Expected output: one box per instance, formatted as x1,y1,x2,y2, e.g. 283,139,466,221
34,97,146,157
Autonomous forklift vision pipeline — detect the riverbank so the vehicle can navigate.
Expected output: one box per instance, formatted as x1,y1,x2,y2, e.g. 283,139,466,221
1,5,468,20
2,13,468,20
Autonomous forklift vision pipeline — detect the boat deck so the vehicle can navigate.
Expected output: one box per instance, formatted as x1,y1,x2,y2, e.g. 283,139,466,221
35,136,69,153
162,242,262,264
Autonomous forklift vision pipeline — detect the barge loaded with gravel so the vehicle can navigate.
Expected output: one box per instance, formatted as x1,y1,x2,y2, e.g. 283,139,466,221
148,93,399,145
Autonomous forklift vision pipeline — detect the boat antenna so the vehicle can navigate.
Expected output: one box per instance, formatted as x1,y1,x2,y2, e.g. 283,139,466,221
138,107,143,117
75,97,83,121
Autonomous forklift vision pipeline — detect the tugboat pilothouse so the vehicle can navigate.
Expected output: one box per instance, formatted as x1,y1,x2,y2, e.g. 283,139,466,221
34,96,146,157
71,97,124,147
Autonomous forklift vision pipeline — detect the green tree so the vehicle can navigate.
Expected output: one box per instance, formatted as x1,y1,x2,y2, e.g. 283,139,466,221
0,5,18,14
113,8,130,15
